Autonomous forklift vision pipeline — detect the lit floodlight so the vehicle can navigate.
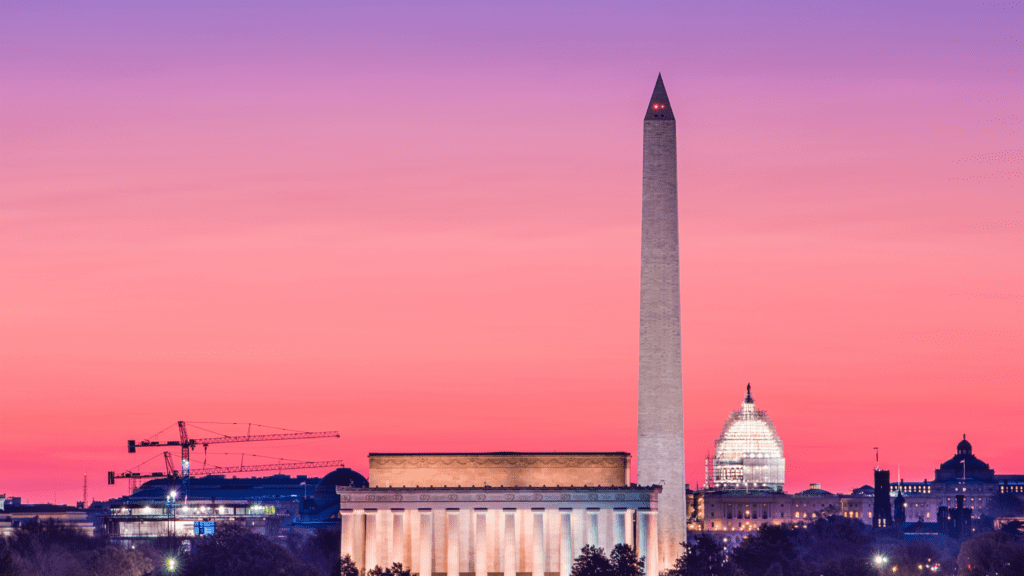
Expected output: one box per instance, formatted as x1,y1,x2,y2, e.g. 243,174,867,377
169,490,177,499
873,554,887,566
167,557,177,572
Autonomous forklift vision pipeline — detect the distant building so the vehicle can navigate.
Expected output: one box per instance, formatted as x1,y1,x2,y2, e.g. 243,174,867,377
873,469,892,529
689,435,1022,547
97,468,368,543
709,384,785,493
1,497,94,537
887,435,1005,535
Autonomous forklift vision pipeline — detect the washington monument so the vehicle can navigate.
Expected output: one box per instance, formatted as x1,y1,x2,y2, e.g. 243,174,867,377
637,74,685,566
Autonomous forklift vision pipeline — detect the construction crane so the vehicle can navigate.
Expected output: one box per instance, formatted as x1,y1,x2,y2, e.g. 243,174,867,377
120,421,340,500
108,452,178,493
108,453,345,492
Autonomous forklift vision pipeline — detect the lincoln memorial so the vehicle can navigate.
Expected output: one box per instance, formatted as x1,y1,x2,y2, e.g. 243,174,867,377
338,453,662,576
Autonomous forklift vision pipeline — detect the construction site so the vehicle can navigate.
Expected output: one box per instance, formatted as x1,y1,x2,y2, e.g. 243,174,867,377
98,421,365,544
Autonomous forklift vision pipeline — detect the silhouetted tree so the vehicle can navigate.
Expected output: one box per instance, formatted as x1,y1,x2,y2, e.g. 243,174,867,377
888,540,945,575
729,524,806,576
791,516,873,574
332,554,359,576
5,519,99,576
301,526,341,576
666,534,732,576
178,522,317,576
956,531,1024,576
571,545,613,576
1001,519,1024,537
84,546,152,576
611,544,644,576
367,562,412,576
571,544,643,576
0,537,20,576
988,492,1024,518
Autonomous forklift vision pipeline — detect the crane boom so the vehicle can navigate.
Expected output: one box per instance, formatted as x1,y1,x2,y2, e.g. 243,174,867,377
189,459,346,475
195,431,341,446
107,459,344,486
131,430,340,450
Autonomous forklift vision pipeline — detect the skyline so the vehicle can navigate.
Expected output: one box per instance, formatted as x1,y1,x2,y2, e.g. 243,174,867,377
1,0,1021,505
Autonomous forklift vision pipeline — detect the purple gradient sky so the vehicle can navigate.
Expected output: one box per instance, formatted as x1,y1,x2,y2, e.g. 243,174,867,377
1,0,1021,504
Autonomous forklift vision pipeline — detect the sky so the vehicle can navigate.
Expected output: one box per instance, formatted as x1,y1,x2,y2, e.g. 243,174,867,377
1,0,1021,505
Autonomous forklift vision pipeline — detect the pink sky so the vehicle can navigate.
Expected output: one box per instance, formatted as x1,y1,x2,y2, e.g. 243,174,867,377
1,0,1021,504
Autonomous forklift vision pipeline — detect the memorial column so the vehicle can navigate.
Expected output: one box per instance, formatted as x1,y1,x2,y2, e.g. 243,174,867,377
475,510,487,576
559,509,572,576
532,510,545,576
613,509,626,546
447,510,460,576
419,510,434,576
503,509,516,576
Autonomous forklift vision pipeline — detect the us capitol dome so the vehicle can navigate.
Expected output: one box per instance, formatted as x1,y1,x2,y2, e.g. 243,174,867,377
711,384,785,492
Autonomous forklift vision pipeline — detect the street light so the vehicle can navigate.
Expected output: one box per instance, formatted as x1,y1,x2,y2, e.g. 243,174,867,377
166,491,178,537
166,557,177,572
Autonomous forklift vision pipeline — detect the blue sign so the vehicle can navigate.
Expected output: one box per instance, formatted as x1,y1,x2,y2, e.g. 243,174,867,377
193,521,215,536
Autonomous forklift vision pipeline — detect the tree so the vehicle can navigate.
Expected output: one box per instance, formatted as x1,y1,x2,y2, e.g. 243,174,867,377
666,534,732,576
1000,519,1024,537
367,562,412,576
987,492,1024,518
84,547,152,576
333,554,359,576
888,541,945,575
0,519,161,576
571,545,613,576
956,531,1024,576
5,519,99,576
610,544,644,576
790,516,873,575
729,524,806,576
0,537,20,576
301,527,341,576
178,522,317,576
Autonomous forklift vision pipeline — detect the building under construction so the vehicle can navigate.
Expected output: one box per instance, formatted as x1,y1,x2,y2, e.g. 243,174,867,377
100,421,362,543
100,468,367,542
710,384,786,493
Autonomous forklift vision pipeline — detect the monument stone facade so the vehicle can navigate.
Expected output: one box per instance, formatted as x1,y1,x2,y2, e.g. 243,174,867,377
340,453,661,576
637,74,686,566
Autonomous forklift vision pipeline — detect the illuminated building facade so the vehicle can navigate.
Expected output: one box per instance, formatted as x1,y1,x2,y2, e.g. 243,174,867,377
689,436,1023,548
338,453,664,576
711,385,785,492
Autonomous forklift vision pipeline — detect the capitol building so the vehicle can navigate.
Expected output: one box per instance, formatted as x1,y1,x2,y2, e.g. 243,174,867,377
690,385,1024,548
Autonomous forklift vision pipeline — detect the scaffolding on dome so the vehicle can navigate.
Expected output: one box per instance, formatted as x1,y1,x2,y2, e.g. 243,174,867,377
712,385,785,492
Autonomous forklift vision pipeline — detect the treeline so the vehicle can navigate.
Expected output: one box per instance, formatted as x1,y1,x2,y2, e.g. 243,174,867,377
668,517,1024,576
0,519,340,576
2,516,1022,576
